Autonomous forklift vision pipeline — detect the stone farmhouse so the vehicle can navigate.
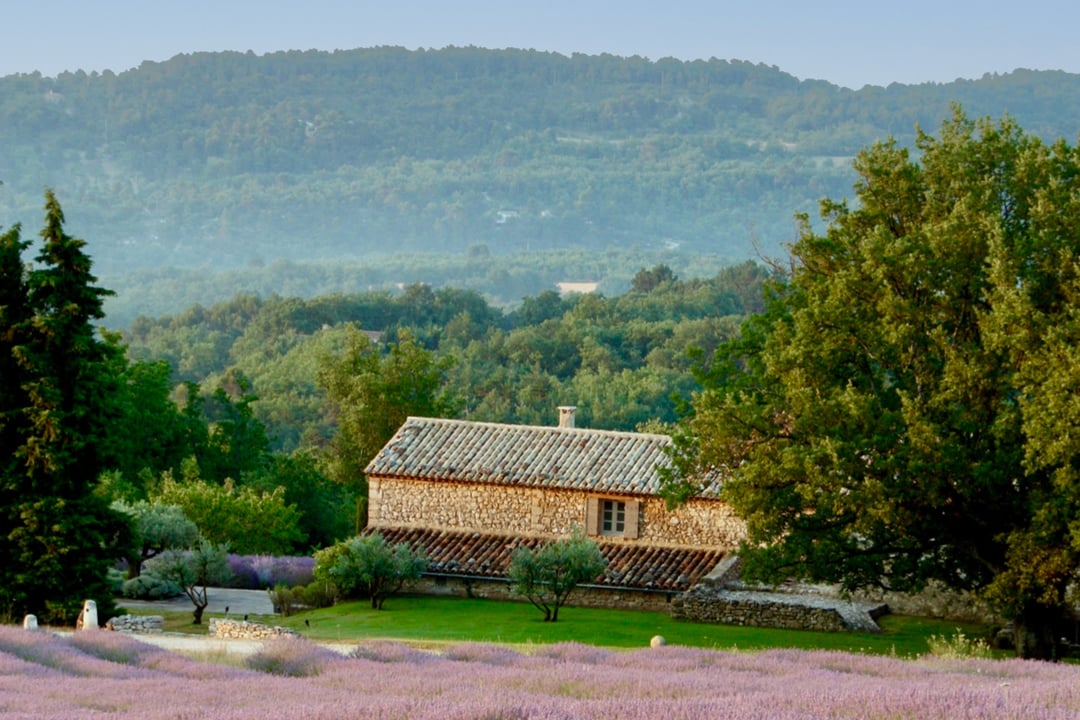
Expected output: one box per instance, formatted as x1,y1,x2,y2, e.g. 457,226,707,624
364,406,746,612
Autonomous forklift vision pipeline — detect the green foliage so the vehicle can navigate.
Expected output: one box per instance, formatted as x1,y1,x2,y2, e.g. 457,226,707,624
153,470,305,555
267,581,337,617
508,529,608,622
6,49,1080,293
242,451,352,549
313,532,428,609
668,109,1080,659
113,500,200,578
317,327,455,523
924,629,994,660
0,191,135,624
120,574,183,601
99,359,197,486
199,369,271,483
143,537,232,624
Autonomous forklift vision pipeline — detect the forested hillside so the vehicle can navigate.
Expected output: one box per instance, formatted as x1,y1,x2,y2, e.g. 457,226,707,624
3,47,1080,327
122,261,771,453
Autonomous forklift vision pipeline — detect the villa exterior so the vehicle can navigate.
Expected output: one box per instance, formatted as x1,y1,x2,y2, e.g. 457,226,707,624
363,407,745,611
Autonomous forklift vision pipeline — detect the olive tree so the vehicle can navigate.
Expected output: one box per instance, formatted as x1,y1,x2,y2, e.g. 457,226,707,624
313,532,427,609
508,529,608,622
143,537,232,624
113,500,199,578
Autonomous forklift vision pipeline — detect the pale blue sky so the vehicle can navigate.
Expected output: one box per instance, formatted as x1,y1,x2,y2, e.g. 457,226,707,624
2,0,1077,89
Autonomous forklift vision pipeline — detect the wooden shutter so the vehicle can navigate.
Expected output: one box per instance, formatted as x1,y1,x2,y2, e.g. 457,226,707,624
585,497,600,535
623,500,640,539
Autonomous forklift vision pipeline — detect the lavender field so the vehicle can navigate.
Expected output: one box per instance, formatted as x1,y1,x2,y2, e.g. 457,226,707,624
1,626,1078,719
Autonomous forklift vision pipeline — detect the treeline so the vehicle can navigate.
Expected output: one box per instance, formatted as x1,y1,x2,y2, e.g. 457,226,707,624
3,47,1079,277
100,246,739,329
122,260,772,453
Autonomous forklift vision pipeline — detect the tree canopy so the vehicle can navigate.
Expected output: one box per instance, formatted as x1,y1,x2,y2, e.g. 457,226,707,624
317,327,456,528
664,109,1080,659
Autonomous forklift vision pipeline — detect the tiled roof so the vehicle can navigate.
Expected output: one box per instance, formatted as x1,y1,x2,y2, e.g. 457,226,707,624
364,416,677,496
371,526,726,593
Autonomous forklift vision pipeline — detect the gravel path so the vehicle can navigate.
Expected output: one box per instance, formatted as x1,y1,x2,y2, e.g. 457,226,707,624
117,588,275,618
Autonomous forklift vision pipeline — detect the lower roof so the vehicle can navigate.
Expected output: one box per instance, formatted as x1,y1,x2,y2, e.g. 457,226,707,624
369,526,725,593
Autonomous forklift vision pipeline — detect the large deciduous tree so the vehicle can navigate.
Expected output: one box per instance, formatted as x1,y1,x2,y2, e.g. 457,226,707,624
318,327,455,530
663,110,1080,659
153,463,305,555
0,191,134,624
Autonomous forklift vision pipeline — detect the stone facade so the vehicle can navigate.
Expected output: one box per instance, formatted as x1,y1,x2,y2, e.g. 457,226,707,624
368,477,744,549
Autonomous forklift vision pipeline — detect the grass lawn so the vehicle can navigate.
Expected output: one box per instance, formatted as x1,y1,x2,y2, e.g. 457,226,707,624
153,594,996,658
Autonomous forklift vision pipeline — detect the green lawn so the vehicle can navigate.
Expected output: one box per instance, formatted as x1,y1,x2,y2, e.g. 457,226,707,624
169,594,993,658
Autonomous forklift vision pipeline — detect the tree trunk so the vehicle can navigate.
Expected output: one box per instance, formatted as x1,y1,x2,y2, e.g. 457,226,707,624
192,604,206,625
1016,604,1067,660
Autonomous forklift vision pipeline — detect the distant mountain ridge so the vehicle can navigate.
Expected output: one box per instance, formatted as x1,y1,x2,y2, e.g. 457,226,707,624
2,46,1078,280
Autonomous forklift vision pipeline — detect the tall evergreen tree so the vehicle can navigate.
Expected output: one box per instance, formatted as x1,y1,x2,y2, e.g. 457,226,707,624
0,190,133,624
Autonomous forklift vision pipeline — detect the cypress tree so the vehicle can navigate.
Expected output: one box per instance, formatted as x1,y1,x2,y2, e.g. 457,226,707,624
0,190,133,624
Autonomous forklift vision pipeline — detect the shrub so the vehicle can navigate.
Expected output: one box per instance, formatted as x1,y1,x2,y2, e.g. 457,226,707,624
925,629,994,660
120,575,182,600
295,580,338,609
348,640,433,665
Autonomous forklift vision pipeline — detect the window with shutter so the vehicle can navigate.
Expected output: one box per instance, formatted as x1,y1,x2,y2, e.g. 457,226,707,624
601,499,625,536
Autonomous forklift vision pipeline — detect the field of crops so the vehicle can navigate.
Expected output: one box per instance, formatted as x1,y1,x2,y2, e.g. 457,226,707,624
1,626,1077,719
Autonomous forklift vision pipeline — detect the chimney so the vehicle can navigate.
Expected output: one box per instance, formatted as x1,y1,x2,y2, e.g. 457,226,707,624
558,405,577,429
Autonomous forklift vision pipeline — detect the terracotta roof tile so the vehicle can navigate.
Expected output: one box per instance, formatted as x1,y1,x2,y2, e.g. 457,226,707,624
365,416,689,496
369,526,726,593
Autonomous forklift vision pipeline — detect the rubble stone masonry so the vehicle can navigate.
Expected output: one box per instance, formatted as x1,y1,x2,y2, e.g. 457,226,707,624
368,477,745,549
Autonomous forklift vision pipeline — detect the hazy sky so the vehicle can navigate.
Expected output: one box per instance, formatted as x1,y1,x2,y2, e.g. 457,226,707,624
2,0,1077,89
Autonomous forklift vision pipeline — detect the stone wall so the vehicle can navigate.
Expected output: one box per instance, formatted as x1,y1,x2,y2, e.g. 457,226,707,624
847,581,1000,624
208,618,298,640
369,477,745,549
106,615,164,633
411,576,677,613
671,579,888,633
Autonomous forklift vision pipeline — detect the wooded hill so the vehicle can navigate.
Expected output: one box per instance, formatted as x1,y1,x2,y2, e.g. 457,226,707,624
122,261,772,454
3,47,1080,326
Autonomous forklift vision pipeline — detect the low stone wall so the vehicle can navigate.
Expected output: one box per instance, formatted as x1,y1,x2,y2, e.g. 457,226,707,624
847,581,999,624
671,582,887,633
106,615,165,634
412,575,677,613
208,618,298,640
